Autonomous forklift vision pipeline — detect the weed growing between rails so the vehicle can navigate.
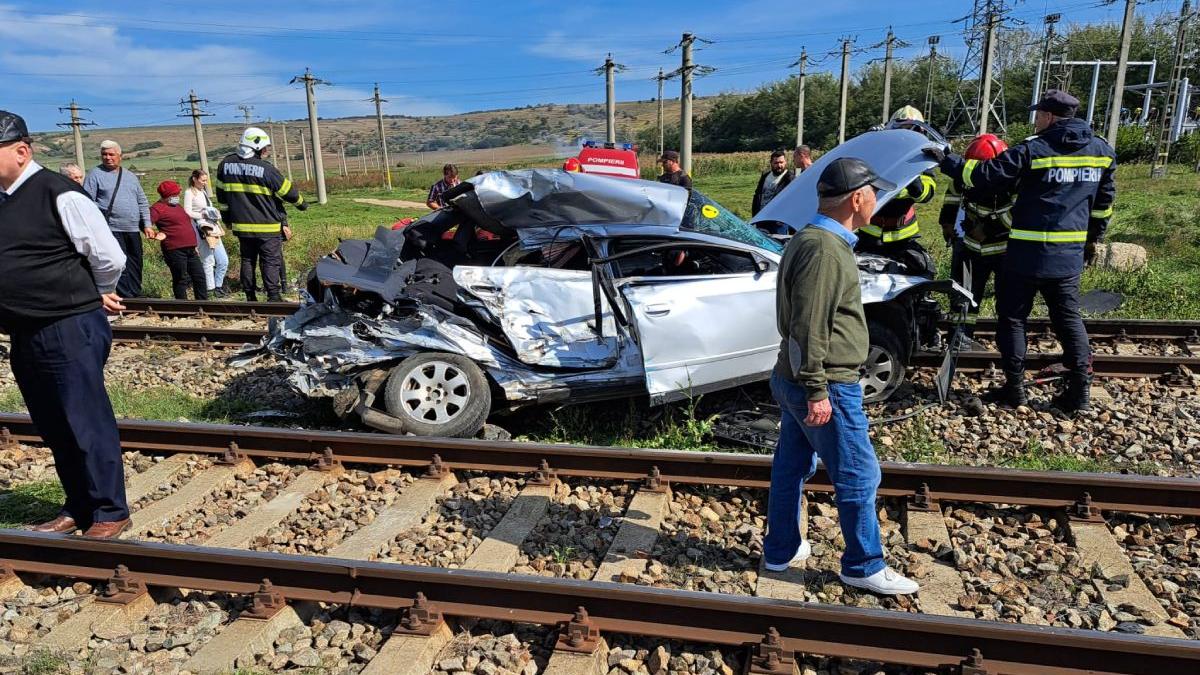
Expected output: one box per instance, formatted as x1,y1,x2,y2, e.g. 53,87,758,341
519,395,723,452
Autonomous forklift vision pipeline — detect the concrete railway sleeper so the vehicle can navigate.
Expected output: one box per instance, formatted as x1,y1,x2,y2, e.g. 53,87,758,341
0,530,1198,674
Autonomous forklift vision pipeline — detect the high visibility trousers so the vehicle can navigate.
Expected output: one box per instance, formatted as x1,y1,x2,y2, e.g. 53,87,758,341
950,239,1005,338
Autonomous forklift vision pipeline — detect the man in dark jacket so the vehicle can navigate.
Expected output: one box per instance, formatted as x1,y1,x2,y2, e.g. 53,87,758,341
933,90,1116,413
751,150,795,216
216,127,306,301
657,150,692,190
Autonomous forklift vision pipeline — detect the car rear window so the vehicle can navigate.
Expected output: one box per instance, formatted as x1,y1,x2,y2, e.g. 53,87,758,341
682,191,783,254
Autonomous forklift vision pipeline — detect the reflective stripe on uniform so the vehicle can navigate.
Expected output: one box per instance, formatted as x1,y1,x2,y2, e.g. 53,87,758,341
1009,228,1087,243
221,182,274,196
861,221,920,242
231,222,282,233
1090,205,1113,218
1030,155,1113,169
275,178,293,199
962,159,980,188
909,174,936,201
964,238,1008,255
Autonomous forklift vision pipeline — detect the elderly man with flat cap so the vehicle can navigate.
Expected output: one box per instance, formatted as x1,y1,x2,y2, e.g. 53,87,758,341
0,110,132,538
763,156,919,595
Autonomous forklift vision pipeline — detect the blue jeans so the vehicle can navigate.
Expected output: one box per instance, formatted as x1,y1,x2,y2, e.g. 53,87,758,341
764,372,884,578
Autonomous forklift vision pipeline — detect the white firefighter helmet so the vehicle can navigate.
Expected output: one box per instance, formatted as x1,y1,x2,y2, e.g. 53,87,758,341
890,105,925,123
237,127,271,158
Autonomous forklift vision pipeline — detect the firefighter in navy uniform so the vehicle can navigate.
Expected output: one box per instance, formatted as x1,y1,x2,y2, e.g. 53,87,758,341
216,127,306,301
932,90,1115,414
856,105,938,278
939,133,1016,340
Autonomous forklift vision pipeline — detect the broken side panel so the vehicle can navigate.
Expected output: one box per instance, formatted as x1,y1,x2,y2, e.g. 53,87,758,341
621,272,779,403
453,266,622,369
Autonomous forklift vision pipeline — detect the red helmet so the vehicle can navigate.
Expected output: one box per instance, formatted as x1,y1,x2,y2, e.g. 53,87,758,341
965,133,1008,160
563,157,582,172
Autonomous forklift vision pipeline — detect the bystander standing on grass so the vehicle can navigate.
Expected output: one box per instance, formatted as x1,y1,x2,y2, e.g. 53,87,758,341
147,180,207,300
183,169,230,297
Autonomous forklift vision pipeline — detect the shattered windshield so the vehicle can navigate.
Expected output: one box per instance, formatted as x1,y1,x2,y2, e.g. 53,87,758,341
682,191,783,254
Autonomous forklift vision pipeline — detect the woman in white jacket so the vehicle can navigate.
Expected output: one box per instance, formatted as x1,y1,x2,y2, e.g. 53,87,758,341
183,170,230,297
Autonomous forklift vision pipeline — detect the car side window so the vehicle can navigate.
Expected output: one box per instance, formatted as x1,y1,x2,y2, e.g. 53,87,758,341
609,239,762,278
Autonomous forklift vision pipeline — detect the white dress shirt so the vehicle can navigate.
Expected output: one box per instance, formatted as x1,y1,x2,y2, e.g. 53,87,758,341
5,161,127,294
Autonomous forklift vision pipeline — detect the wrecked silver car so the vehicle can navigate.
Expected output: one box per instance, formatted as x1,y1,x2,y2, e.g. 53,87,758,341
243,151,964,438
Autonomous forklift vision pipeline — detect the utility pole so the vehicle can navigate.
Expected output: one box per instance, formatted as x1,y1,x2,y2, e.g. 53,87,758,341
666,33,714,175
1151,0,1193,177
179,91,213,195
595,54,626,144
653,68,667,156
338,140,348,177
281,124,292,181
924,36,941,122
1038,13,1061,100
237,104,255,126
838,38,853,144
881,28,897,124
291,68,329,204
371,83,393,190
1107,0,1138,146
300,130,311,181
978,10,1000,134
56,100,95,169
792,49,808,146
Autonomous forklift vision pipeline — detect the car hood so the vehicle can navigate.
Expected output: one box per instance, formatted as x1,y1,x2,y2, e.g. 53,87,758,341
750,129,938,234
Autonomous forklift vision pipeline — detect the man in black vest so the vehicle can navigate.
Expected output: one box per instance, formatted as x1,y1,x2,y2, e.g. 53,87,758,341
0,111,132,538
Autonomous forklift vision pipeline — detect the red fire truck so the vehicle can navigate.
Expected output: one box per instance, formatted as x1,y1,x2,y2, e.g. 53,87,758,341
563,140,641,180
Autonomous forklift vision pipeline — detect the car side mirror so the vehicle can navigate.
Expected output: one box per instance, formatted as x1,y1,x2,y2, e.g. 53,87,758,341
752,255,771,275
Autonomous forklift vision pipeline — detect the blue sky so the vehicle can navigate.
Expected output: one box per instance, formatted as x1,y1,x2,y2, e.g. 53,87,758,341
4,0,1149,131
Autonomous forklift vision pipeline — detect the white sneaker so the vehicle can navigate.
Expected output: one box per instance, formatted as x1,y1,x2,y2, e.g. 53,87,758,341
763,540,812,572
839,566,919,595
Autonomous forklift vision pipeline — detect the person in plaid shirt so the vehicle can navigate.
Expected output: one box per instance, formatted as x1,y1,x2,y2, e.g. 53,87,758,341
425,163,461,210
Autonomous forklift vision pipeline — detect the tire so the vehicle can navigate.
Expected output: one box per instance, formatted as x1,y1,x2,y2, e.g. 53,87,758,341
861,319,907,403
382,352,491,438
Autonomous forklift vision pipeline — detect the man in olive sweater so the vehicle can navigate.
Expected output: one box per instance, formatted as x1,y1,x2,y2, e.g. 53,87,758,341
763,157,919,596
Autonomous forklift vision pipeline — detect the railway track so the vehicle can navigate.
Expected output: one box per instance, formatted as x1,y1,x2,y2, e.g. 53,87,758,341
108,300,1200,379
0,414,1197,672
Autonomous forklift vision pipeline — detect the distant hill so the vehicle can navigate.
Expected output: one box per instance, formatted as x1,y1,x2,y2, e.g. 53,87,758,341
32,97,723,171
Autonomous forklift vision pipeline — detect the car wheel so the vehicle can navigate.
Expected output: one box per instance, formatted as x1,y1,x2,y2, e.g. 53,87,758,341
861,320,907,403
383,353,491,438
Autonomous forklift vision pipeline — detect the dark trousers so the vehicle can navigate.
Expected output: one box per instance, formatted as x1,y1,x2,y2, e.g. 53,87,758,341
950,240,1005,337
112,231,143,298
238,235,283,301
9,309,129,525
996,272,1090,378
163,247,208,300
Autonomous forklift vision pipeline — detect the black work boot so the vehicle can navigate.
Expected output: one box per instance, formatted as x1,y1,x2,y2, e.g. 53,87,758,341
1052,373,1092,415
983,376,1027,408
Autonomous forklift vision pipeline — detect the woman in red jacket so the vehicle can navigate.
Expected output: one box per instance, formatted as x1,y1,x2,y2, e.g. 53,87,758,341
147,181,207,299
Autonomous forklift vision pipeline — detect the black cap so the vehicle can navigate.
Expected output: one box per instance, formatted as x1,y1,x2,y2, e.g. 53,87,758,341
817,157,897,197
1029,89,1080,116
660,150,680,162
0,110,30,144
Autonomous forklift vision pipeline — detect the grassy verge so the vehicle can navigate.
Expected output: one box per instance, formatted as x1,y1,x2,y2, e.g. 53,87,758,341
0,480,65,528
0,384,259,424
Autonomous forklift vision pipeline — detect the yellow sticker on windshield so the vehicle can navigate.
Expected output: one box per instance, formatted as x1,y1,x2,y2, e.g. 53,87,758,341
701,204,719,219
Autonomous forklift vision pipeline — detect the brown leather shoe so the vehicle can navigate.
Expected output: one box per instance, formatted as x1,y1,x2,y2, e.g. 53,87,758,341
82,519,131,539
31,515,78,534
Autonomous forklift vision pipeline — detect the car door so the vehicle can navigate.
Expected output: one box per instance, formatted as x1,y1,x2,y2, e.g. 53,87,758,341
613,240,779,404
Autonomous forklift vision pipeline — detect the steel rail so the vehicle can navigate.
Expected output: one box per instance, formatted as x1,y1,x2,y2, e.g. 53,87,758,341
120,298,297,318
0,414,1195,516
914,351,1200,377
109,325,264,347
941,317,1200,341
1,531,1195,674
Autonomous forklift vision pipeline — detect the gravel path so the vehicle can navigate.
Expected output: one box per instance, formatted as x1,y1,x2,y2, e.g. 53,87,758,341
378,474,523,567
513,481,632,579
111,314,267,331
127,456,211,512
1112,513,1200,638
0,580,92,661
432,619,546,675
252,468,415,555
252,605,390,672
